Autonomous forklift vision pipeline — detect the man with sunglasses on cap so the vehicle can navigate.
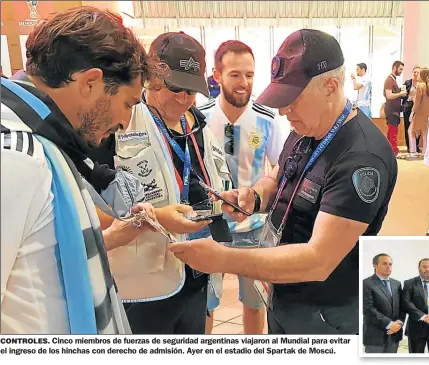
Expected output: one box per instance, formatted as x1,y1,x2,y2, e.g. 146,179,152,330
169,29,398,334
94,32,232,334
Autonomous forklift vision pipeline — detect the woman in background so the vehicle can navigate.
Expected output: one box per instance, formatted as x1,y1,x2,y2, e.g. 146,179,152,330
410,67,429,158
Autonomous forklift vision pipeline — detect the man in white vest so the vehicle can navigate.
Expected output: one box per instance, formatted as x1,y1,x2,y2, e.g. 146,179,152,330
97,32,232,334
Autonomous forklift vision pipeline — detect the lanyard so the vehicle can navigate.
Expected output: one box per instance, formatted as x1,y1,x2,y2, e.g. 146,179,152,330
270,100,352,233
151,111,211,203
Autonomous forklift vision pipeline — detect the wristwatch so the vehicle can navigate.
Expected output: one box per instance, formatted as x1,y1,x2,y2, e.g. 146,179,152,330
249,188,261,213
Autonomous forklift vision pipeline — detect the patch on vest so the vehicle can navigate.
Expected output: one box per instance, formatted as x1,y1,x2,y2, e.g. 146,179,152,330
117,131,149,142
352,167,380,204
142,178,163,202
137,159,152,178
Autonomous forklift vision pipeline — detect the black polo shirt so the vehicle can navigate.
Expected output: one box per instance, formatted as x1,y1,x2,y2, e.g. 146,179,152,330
270,109,397,306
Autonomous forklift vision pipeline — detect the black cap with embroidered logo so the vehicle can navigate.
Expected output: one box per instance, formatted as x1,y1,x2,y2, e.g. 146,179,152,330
256,29,344,108
149,32,209,97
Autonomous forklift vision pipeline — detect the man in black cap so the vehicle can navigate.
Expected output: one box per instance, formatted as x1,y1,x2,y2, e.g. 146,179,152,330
91,32,232,334
169,29,398,334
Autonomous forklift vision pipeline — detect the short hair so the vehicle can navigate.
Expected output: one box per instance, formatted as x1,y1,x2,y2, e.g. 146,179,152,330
418,258,429,267
392,61,404,70
373,253,391,265
214,40,254,72
357,63,367,71
306,65,345,91
413,65,421,71
25,6,165,94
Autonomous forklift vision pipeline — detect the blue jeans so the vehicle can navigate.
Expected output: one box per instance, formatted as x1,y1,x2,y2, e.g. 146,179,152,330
207,227,264,311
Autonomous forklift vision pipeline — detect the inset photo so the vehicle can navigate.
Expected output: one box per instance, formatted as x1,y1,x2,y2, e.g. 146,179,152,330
360,236,429,357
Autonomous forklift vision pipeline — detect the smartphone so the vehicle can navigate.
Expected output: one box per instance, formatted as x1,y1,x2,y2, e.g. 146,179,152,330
188,213,223,222
199,181,253,217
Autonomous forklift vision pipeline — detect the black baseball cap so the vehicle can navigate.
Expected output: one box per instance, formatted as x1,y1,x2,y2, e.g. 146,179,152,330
256,29,344,108
149,32,209,97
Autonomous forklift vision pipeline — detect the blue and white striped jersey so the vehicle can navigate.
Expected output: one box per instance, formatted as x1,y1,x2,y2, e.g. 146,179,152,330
356,74,372,108
199,97,289,233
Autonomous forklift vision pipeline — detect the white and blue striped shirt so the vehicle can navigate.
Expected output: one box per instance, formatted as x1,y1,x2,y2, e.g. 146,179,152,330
356,74,372,108
199,98,289,233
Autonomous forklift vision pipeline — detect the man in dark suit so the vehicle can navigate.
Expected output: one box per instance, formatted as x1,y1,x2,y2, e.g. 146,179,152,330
363,253,406,353
402,258,429,353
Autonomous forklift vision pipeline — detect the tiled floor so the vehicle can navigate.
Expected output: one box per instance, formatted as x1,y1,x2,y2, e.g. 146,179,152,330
210,152,429,335
211,274,267,335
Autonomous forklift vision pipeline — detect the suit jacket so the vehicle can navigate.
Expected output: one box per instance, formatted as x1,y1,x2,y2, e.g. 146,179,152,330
402,276,429,340
363,274,405,346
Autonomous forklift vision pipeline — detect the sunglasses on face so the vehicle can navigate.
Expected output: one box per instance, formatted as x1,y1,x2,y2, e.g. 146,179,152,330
165,83,197,95
224,124,234,155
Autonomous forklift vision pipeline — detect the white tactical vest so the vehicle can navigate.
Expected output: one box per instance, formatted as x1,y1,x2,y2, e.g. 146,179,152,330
109,103,232,302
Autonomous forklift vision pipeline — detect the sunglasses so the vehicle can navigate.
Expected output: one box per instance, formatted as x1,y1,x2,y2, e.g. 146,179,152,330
284,137,312,179
165,83,197,96
224,124,234,155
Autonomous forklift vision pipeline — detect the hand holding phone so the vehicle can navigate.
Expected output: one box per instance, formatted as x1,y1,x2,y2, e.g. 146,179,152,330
199,182,253,218
188,213,223,222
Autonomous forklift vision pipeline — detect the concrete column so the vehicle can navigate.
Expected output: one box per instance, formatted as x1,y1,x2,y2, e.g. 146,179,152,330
403,1,429,78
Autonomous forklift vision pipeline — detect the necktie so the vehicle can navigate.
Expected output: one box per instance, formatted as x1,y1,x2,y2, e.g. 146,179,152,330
383,280,392,296
424,281,429,311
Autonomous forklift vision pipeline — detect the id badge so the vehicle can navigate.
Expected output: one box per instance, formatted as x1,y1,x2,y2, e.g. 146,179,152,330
253,280,273,310
259,216,282,248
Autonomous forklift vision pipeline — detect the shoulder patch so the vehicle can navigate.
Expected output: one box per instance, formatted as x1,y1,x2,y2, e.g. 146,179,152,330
352,167,380,204
252,103,275,119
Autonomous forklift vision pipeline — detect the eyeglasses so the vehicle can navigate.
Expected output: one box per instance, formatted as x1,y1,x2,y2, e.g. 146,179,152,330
165,83,197,96
283,137,312,179
225,124,234,155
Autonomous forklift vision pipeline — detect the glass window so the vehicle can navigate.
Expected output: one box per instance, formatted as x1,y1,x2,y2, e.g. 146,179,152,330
204,27,236,74
239,27,271,99
371,26,403,117
340,26,371,104
198,27,235,105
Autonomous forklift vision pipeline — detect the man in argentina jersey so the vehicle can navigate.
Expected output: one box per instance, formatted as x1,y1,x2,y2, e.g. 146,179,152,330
351,63,372,118
199,40,289,334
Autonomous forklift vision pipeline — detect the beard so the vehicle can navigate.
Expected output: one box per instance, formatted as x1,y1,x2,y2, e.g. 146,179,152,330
77,97,114,147
223,86,252,108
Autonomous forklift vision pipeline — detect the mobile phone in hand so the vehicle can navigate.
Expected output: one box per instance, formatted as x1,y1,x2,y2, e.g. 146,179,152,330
199,182,253,217
188,213,223,222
